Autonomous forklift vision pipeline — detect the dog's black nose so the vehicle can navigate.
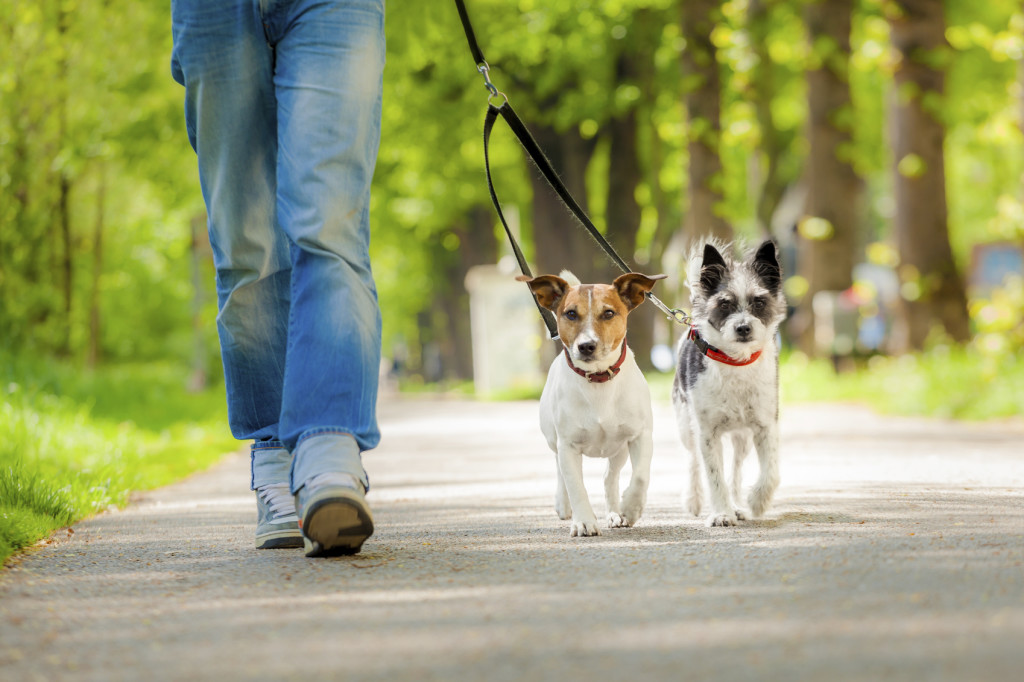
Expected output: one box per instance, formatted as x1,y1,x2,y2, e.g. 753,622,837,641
577,341,597,357
736,323,752,339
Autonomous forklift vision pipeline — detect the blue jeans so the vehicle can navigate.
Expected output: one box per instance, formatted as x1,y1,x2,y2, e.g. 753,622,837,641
170,0,384,492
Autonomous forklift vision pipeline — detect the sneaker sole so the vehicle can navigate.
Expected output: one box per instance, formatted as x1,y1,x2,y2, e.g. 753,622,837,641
301,490,374,557
255,528,304,550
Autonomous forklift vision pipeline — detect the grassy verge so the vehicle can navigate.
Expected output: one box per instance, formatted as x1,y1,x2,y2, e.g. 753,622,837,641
1,353,236,565
780,346,1024,419
648,345,1024,420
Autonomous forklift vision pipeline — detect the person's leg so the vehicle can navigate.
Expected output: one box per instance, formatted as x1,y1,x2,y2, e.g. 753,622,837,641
171,0,300,547
269,0,385,488
265,0,385,555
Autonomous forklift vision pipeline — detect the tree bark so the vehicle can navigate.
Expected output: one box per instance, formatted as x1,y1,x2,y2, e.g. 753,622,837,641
889,0,970,349
56,2,73,356
796,0,862,354
681,0,732,244
749,0,794,236
606,27,654,370
87,163,105,368
527,121,601,279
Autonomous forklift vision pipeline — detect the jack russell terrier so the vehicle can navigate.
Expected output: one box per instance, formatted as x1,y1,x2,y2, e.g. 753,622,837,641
518,271,666,537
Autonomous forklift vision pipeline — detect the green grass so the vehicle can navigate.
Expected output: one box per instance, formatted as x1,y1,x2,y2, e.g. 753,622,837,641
780,345,1024,419
648,344,1024,420
0,353,236,565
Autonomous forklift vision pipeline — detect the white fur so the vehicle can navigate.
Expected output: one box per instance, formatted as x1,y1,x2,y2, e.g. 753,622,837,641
540,343,655,537
674,337,780,526
672,240,784,527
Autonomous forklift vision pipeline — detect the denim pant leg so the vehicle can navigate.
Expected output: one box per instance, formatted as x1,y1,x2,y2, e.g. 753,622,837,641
270,0,385,492
171,0,293,486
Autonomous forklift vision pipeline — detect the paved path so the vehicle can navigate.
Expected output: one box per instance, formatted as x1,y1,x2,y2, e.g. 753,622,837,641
2,399,1023,682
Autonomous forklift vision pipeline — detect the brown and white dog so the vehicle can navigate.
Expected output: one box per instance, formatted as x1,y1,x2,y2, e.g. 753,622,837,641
518,271,666,537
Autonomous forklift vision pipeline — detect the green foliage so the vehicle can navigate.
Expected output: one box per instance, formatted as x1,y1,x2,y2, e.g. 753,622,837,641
0,0,206,362
0,351,236,564
0,0,1022,386
781,344,1024,420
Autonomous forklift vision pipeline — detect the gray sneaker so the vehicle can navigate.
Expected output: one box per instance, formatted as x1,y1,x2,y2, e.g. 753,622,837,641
295,473,374,557
255,483,303,549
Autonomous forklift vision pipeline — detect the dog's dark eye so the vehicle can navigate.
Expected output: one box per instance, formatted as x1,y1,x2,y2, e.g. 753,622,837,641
718,300,735,313
564,309,578,321
751,298,766,311
601,309,615,320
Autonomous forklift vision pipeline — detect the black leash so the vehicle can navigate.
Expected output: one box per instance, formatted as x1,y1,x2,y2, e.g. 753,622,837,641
456,0,690,341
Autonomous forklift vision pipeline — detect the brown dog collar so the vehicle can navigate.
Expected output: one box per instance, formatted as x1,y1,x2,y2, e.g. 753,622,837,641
564,341,629,383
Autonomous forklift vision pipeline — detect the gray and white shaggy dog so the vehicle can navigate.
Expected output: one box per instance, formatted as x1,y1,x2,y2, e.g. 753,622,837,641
672,239,787,527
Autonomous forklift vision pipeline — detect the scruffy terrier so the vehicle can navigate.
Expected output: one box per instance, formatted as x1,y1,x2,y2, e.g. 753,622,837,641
672,240,787,527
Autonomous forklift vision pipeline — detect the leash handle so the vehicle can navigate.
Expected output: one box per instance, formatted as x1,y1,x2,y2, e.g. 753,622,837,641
484,106,560,340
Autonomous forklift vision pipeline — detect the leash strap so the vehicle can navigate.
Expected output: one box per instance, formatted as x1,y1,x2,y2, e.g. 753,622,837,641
483,105,559,339
460,0,691,335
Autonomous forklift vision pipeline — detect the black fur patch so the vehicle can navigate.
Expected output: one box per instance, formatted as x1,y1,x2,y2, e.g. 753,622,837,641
707,293,737,331
752,241,781,295
672,338,708,403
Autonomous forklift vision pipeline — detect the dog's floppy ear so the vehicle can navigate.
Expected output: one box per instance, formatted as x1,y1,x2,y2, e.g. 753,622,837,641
700,243,728,295
516,274,569,311
613,273,667,311
751,240,782,294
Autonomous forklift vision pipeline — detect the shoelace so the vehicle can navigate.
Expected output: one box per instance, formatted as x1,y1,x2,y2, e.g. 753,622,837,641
257,483,297,520
305,472,361,494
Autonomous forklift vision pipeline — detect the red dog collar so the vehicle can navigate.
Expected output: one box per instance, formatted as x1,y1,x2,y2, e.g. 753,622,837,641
564,341,629,383
687,327,762,367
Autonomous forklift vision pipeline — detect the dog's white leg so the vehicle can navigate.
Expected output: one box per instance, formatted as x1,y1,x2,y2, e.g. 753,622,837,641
556,445,601,537
676,409,703,517
554,463,572,520
730,431,750,520
604,448,628,528
699,430,738,527
748,423,780,518
685,446,703,518
620,432,652,527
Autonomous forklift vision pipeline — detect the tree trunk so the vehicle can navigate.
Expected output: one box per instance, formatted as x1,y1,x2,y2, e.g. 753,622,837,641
527,121,601,280
448,205,498,381
87,163,105,368
606,27,655,371
796,0,862,354
56,1,73,356
749,0,794,236
889,0,970,349
189,213,209,391
681,0,732,244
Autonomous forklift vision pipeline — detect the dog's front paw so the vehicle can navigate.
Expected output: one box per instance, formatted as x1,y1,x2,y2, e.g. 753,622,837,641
685,493,703,518
734,508,748,521
607,511,625,528
620,489,645,527
748,487,774,518
570,516,602,537
706,512,739,527
620,506,641,527
555,500,572,521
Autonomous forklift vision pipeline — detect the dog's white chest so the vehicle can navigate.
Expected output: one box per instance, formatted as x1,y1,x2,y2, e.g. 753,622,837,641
562,409,639,457
539,359,650,459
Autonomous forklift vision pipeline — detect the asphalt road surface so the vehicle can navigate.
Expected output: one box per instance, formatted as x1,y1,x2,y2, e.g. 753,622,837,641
2,398,1022,682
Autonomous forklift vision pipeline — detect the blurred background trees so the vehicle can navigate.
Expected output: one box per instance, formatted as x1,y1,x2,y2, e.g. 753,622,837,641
2,0,1022,388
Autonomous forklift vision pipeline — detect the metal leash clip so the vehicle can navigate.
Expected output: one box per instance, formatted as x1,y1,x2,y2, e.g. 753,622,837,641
647,293,691,327
476,62,508,107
